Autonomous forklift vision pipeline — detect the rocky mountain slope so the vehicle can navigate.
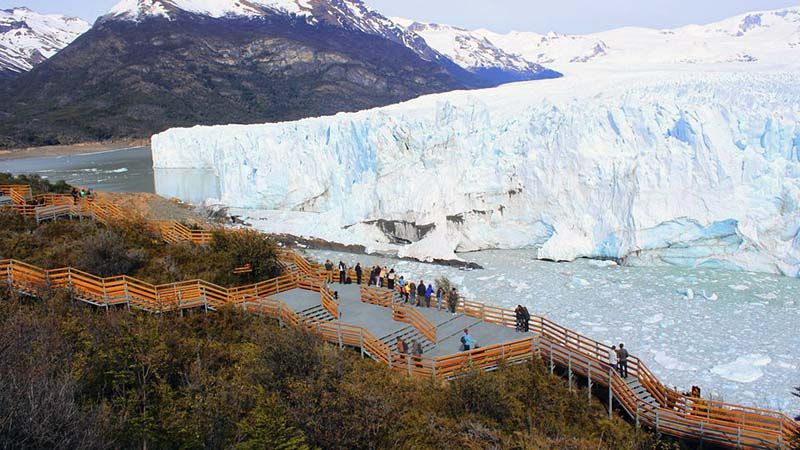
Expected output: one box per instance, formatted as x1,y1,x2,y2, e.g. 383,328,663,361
0,7,88,78
1,0,552,149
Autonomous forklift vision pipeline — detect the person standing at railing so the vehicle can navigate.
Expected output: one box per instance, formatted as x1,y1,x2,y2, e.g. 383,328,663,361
522,306,531,332
617,343,629,378
447,288,459,315
515,305,524,332
387,269,396,290
411,340,423,368
355,263,363,285
338,261,346,284
409,282,417,306
396,337,408,363
425,283,433,308
608,345,619,373
324,260,334,283
436,287,444,310
417,281,427,307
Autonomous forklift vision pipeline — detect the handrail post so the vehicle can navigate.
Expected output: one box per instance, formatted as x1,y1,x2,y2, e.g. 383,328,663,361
549,340,554,374
568,351,573,391
635,402,640,429
359,329,364,358
337,324,343,348
124,279,131,311
587,361,592,401
608,367,613,419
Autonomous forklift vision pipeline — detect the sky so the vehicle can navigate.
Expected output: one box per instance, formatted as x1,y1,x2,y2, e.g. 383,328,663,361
1,0,798,33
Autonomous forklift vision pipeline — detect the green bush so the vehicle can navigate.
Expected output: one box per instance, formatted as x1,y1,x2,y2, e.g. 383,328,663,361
0,214,282,287
0,295,676,450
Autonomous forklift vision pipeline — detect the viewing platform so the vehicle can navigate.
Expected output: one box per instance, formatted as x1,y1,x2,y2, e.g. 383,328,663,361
1,183,798,450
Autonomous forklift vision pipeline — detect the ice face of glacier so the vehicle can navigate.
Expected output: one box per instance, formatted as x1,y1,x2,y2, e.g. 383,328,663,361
152,70,800,277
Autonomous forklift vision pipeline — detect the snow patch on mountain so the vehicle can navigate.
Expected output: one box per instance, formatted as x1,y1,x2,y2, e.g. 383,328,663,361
474,6,800,73
0,7,89,75
391,18,558,80
152,70,800,277
104,0,444,63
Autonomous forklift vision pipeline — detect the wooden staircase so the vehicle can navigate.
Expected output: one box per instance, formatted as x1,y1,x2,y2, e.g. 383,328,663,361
298,304,336,323
381,326,435,354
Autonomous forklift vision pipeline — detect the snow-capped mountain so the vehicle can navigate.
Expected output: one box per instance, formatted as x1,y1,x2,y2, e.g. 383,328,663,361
474,6,800,73
0,7,89,77
392,18,560,83
104,0,444,64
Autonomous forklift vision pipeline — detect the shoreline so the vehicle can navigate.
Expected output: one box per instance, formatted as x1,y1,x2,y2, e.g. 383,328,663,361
0,139,149,161
269,233,484,269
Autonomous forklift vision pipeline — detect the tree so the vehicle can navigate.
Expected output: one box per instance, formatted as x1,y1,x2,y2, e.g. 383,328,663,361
236,394,309,450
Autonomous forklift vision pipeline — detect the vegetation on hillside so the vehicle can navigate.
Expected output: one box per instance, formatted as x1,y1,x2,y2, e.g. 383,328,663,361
0,172,71,195
0,291,679,450
0,211,281,286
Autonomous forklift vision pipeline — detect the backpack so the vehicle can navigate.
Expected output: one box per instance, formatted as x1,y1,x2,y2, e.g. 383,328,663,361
460,335,466,344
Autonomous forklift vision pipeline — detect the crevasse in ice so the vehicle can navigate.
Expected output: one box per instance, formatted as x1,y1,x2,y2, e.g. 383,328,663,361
152,70,800,277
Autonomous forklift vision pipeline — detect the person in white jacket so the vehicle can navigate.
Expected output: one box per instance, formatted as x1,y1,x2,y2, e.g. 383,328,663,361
608,345,618,372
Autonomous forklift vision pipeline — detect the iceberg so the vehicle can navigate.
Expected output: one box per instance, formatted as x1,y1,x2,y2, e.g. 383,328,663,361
152,70,800,276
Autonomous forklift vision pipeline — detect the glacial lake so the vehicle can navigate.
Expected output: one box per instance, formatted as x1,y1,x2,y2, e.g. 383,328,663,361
0,146,155,193
307,248,800,415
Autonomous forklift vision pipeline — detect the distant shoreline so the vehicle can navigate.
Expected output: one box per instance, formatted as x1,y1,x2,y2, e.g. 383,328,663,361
0,139,149,161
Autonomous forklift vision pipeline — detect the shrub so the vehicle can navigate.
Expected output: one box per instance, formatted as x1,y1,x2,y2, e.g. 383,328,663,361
435,276,454,293
211,230,282,284
75,229,146,277
0,173,72,195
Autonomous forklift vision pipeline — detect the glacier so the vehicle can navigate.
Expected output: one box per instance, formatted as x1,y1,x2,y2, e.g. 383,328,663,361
151,70,800,277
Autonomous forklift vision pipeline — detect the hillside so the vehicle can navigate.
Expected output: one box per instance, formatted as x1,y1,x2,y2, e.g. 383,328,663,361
0,13,461,148
0,204,676,449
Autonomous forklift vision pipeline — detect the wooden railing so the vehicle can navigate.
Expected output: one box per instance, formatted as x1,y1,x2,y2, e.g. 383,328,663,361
391,303,437,344
1,186,797,449
360,286,394,307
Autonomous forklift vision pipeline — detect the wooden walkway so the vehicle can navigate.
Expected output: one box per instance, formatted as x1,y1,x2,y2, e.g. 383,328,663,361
1,184,798,449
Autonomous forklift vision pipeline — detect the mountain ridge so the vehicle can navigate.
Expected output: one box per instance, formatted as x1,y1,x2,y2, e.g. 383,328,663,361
0,6,89,78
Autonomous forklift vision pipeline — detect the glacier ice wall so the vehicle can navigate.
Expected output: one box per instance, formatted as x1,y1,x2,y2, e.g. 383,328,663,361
152,71,800,276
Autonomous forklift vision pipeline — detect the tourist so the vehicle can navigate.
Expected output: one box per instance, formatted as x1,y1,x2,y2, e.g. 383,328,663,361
409,282,417,306
515,305,523,332
425,283,434,308
417,281,426,307
355,263,362,285
387,269,396,290
338,261,346,284
378,266,386,287
522,305,531,332
398,275,405,293
403,282,411,303
436,286,444,310
617,343,629,378
396,337,408,361
460,328,475,351
70,188,79,205
608,345,618,373
447,288,459,314
324,260,334,283
411,340,423,368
